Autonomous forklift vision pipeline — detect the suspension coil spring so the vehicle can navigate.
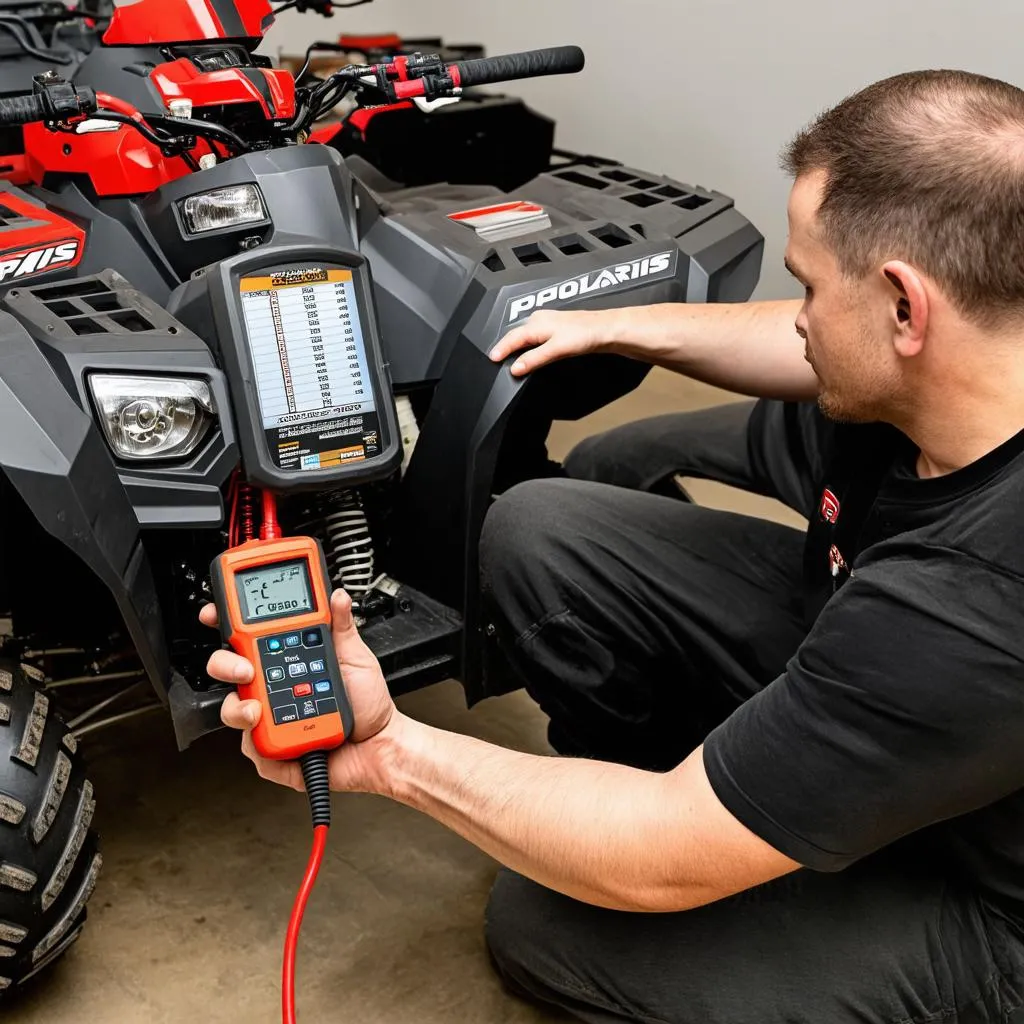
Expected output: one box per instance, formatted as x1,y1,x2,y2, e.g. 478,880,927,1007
311,489,382,608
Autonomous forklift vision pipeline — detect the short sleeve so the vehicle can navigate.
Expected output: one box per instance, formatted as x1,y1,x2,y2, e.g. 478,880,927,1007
703,549,1024,871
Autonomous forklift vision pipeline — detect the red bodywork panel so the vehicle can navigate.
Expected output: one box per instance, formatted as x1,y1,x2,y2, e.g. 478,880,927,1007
0,190,85,285
308,123,341,146
21,119,200,197
17,55,297,197
151,59,296,120
103,0,274,45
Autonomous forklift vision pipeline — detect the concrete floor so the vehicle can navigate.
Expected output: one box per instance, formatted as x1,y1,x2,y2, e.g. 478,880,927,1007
5,371,803,1023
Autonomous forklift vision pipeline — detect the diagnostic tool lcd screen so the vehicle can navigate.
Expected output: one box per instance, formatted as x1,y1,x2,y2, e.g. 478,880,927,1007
236,559,314,624
239,266,382,473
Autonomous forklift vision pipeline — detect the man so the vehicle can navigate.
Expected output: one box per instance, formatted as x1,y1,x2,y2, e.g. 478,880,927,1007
206,70,1024,1023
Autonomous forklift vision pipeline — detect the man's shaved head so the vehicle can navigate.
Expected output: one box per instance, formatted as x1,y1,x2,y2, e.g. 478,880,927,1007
784,70,1024,327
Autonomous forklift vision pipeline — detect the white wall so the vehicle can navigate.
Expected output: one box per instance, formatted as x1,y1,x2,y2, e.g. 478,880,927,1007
267,0,1024,299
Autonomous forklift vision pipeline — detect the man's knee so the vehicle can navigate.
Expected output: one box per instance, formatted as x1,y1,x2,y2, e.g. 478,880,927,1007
564,417,686,494
485,870,566,1004
484,869,529,984
487,870,646,1022
480,478,574,613
563,426,634,486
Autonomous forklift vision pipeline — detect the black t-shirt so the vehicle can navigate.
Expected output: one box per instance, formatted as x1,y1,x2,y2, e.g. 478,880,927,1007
704,411,1024,914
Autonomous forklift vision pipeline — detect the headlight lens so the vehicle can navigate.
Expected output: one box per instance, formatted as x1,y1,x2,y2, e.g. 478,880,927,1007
179,184,267,235
89,375,215,461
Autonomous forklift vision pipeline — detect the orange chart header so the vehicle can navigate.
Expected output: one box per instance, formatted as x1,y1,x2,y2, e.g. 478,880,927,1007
241,268,353,293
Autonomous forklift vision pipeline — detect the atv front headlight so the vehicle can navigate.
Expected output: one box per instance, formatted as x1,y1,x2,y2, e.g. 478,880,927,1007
179,184,268,235
88,375,215,461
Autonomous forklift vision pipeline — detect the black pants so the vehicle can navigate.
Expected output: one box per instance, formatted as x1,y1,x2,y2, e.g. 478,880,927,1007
478,401,1024,1023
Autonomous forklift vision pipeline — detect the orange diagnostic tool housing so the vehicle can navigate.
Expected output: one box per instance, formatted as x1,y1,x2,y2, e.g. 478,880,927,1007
210,536,354,761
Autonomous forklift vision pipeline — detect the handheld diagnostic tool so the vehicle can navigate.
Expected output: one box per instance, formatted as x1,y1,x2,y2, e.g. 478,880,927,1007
210,535,355,760
209,244,402,492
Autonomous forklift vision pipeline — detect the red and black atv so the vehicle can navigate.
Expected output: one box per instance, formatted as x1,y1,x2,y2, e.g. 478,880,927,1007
0,0,763,995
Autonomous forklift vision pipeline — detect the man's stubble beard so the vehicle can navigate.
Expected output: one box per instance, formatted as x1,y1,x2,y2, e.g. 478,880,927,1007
815,370,899,425
817,389,866,423
814,316,898,424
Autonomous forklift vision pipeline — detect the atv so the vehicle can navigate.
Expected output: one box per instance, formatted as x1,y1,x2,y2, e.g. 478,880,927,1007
0,0,764,996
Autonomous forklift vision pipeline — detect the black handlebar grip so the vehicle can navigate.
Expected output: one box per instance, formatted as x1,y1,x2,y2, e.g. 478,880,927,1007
453,46,585,88
0,94,49,126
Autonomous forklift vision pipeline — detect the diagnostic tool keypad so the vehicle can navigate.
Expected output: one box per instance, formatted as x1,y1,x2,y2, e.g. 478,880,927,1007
258,628,340,725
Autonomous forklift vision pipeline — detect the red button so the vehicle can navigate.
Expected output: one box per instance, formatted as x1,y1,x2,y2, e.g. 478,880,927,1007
292,683,313,698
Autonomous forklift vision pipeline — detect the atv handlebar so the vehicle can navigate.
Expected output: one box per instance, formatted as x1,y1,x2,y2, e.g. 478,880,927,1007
388,45,585,102
452,46,585,88
0,94,50,126
0,80,96,126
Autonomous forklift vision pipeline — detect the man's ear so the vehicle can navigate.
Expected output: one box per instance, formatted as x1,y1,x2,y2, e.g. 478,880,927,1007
881,261,928,357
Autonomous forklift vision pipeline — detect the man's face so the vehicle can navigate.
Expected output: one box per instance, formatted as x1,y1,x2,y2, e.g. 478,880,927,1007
786,171,902,422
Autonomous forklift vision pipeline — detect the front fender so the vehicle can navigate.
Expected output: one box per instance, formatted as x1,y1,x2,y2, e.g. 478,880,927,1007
0,312,170,700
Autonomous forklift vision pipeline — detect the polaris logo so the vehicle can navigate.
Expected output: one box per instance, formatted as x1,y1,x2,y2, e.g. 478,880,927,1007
0,240,81,284
506,250,677,324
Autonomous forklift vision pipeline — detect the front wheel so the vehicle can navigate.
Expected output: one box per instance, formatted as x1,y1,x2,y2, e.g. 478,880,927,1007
0,661,101,994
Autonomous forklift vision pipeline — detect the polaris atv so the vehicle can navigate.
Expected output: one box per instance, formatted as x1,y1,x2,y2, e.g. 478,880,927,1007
0,0,763,996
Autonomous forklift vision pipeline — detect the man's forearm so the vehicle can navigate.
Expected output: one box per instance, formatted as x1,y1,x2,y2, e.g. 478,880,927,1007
373,712,793,913
608,299,818,401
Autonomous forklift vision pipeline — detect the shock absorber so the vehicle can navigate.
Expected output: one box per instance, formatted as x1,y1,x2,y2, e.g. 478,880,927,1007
322,490,379,607
300,489,381,609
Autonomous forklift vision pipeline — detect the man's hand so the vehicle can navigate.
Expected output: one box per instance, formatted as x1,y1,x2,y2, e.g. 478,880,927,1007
489,308,620,377
200,589,397,795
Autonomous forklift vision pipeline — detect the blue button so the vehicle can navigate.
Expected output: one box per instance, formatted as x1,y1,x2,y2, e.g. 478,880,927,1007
314,680,331,694
266,638,282,653
303,630,323,647
309,659,325,673
284,634,302,648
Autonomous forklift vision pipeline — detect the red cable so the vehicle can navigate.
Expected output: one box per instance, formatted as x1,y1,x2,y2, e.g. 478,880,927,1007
261,489,282,541
283,824,329,1024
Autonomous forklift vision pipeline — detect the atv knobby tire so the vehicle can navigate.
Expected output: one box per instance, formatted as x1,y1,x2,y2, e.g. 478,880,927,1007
0,661,100,994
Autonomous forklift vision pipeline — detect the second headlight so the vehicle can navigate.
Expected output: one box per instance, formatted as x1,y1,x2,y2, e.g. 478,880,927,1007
179,184,268,235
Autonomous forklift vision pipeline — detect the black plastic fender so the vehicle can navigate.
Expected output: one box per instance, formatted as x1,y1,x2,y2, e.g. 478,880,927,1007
0,312,169,700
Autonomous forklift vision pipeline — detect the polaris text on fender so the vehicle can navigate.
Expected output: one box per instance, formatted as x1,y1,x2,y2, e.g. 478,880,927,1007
0,239,80,283
504,250,677,325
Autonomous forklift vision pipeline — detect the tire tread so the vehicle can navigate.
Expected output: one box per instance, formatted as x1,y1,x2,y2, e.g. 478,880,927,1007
0,663,99,995
0,796,25,827
32,852,101,965
41,781,94,912
11,692,47,769
31,751,71,845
